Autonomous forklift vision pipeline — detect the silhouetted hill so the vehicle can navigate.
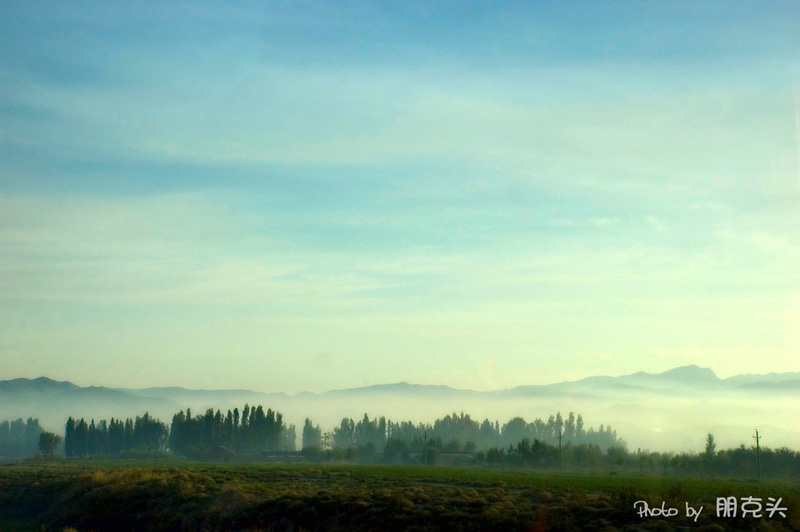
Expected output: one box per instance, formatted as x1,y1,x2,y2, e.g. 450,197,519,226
321,382,474,397
654,364,720,383
0,378,182,433
116,386,286,405
723,372,800,386
0,377,79,395
505,365,726,395
733,379,800,391
503,365,800,396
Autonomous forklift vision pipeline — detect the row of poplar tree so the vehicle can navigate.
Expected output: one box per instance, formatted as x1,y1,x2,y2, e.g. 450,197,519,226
169,405,295,456
62,405,292,458
63,413,169,457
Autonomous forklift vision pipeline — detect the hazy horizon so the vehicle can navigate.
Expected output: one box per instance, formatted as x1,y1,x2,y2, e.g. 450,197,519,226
2,2,799,396
3,363,798,395
2,367,798,454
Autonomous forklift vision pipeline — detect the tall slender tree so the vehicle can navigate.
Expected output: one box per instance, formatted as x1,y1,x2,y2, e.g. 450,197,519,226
64,417,75,457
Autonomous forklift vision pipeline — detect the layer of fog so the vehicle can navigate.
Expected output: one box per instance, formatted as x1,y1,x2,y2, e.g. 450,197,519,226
2,388,797,454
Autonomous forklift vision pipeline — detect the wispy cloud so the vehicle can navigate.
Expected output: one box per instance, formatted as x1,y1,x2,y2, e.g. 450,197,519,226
1,1,798,390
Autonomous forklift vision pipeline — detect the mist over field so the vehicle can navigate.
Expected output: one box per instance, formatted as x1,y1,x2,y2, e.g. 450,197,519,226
3,365,797,453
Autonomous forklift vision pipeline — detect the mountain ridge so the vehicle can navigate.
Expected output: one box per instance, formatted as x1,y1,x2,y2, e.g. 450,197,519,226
3,365,799,397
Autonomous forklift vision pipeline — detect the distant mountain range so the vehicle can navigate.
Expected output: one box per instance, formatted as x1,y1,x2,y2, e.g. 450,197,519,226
2,365,796,404
326,365,800,397
501,365,800,396
1,366,798,452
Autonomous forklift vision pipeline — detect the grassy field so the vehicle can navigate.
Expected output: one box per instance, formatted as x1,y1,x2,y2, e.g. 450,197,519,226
1,460,798,531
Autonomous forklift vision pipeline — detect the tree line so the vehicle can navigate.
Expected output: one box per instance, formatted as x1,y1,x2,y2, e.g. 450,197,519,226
464,436,800,479
57,405,295,459
169,405,296,458
2,409,622,461
0,418,44,460
63,413,169,457
607,434,800,479
6,409,799,480
302,411,623,457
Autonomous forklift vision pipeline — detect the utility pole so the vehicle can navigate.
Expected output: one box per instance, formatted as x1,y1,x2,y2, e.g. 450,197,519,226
558,430,563,470
423,430,428,466
753,429,761,482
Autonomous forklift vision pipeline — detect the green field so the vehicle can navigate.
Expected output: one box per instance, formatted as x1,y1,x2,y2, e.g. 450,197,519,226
1,460,798,531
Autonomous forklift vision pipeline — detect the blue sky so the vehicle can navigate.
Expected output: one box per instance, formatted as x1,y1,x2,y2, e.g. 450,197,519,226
1,1,799,392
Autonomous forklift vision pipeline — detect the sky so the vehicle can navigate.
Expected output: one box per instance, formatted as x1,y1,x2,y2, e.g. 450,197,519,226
1,1,799,393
